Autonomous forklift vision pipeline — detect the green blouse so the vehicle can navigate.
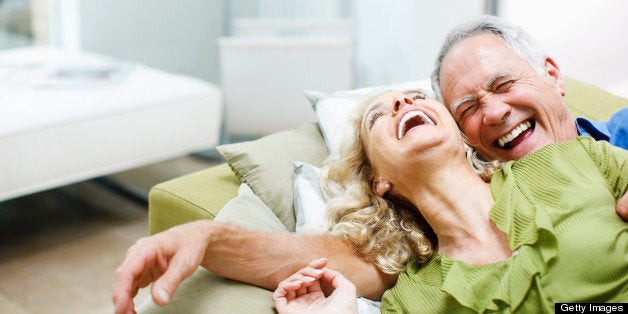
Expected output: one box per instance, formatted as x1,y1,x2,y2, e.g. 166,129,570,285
381,137,628,313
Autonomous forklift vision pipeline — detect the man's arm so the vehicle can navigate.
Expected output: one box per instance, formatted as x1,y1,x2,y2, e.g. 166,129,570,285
199,221,397,300
113,220,396,313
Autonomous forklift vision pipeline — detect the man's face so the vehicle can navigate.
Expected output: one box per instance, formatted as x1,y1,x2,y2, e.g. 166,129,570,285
439,33,577,162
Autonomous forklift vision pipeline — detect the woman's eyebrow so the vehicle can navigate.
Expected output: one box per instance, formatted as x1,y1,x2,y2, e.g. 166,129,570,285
402,90,423,98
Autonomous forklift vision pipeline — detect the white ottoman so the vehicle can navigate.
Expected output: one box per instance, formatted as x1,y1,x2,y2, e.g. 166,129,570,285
0,47,222,202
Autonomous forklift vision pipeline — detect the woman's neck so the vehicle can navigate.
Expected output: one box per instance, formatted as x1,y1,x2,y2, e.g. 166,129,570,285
407,158,512,264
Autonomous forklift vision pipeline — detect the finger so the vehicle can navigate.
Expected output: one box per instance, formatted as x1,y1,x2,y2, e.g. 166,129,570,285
113,246,159,314
273,279,303,301
308,257,328,269
321,268,356,294
303,276,323,295
150,251,199,306
295,278,310,296
296,266,325,280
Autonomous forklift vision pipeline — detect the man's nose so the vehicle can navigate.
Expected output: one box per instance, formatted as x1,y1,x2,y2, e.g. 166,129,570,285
482,98,511,125
392,97,414,114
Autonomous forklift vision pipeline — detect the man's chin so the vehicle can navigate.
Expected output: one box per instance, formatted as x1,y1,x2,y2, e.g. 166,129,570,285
496,144,545,161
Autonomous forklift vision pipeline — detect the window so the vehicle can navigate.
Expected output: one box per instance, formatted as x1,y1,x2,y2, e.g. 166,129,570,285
0,0,34,49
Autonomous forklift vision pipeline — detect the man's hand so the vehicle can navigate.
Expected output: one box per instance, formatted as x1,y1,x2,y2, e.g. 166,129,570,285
273,258,358,314
112,220,213,314
112,219,396,314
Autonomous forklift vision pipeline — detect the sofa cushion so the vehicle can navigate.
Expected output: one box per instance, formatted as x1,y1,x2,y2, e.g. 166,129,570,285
217,123,328,231
137,267,275,313
215,183,288,232
563,77,628,121
148,163,240,235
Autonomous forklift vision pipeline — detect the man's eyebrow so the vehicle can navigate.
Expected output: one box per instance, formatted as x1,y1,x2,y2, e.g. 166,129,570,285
451,95,477,113
486,73,509,90
451,73,510,113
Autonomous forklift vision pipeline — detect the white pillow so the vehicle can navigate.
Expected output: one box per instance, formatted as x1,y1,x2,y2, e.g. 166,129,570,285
305,79,434,153
293,161,383,313
292,161,327,234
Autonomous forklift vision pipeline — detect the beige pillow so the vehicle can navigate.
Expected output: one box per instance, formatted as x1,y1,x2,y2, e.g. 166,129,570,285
217,123,329,231
214,183,288,232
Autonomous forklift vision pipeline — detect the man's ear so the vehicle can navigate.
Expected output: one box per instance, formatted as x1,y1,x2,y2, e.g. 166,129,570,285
373,180,392,197
544,57,566,96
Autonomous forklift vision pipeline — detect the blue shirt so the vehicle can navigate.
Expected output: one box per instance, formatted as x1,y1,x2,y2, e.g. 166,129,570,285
576,107,628,150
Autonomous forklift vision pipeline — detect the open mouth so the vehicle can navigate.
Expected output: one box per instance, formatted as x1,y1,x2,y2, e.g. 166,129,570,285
397,110,436,140
496,120,534,149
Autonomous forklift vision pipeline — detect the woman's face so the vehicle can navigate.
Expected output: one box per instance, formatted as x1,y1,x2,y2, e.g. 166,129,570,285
360,90,463,194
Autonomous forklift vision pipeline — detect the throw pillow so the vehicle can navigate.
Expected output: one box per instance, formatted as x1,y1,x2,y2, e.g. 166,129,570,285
217,123,329,231
214,183,288,232
292,162,327,234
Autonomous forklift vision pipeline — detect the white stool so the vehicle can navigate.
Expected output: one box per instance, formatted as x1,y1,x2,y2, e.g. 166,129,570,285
0,47,222,202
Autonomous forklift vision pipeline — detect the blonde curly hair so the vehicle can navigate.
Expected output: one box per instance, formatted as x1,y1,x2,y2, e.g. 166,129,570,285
319,89,501,274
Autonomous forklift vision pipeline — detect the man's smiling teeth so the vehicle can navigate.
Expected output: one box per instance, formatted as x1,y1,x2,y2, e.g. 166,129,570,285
397,110,435,140
497,121,532,148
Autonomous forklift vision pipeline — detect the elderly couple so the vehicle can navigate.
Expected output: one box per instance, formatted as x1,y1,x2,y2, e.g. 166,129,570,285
113,15,628,313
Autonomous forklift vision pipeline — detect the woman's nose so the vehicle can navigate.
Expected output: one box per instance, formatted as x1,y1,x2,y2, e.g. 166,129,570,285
392,97,414,114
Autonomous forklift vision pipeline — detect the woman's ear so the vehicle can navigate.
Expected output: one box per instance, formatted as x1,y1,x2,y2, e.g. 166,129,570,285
373,180,392,197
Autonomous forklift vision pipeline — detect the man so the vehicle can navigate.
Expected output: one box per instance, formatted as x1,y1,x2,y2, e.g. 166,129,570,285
430,15,628,217
112,15,627,314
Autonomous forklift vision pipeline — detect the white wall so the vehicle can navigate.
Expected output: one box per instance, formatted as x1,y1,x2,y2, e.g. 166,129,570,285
353,0,484,87
225,0,485,88
499,0,628,92
76,0,225,84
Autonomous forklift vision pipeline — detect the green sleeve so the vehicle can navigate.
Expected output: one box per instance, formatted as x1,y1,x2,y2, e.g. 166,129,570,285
380,277,476,313
584,138,628,200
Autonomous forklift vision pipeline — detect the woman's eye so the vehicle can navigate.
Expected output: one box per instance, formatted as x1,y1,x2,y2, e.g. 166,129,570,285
368,112,382,129
410,92,426,100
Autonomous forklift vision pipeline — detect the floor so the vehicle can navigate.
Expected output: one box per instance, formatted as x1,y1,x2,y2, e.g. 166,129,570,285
0,153,222,314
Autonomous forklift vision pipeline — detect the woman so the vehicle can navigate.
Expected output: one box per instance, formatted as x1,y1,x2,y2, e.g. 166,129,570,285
274,89,628,313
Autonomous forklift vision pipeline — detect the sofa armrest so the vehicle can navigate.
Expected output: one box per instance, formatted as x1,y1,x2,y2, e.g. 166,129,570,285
564,77,628,121
148,163,240,235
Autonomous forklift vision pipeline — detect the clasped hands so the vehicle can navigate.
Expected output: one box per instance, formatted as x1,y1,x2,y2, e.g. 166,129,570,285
272,258,358,314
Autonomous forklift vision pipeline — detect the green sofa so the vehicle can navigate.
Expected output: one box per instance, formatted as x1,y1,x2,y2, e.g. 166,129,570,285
138,78,628,313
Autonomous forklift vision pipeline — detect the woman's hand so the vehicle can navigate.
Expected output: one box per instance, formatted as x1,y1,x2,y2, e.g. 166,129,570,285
112,220,213,314
273,258,358,314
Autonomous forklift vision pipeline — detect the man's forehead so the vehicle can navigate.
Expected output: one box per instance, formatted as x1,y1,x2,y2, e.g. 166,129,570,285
440,35,510,101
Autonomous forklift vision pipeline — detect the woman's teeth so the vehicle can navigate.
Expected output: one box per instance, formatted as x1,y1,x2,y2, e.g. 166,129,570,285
397,110,435,140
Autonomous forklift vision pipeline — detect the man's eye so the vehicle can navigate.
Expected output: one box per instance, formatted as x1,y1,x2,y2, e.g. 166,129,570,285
496,80,513,92
458,104,477,119
368,112,382,129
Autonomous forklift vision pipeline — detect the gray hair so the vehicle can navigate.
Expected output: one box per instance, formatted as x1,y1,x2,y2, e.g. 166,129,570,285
431,15,547,102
